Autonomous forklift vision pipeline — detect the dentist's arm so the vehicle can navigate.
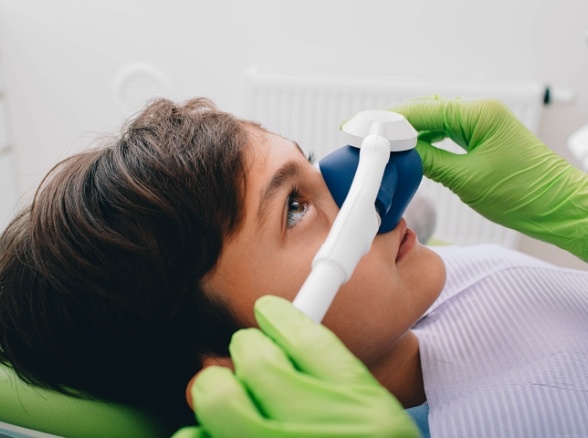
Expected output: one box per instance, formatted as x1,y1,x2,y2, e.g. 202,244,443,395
173,295,420,438
392,96,588,261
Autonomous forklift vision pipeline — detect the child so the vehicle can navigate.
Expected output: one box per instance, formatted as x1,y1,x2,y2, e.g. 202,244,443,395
1,97,586,437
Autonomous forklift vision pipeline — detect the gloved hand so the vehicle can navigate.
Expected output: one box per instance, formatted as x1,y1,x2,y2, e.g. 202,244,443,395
172,295,420,438
391,96,588,261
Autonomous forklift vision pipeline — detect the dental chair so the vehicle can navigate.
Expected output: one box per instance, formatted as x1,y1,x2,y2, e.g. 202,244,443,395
0,364,167,438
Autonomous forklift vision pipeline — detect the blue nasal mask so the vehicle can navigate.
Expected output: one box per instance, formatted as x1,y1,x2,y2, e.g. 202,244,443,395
292,110,422,323
319,144,422,234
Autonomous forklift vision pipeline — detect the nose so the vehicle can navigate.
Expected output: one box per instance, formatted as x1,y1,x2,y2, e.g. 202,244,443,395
318,145,423,233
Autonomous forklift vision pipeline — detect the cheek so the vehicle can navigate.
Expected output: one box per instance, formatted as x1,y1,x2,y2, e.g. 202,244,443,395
319,243,445,362
322,256,398,336
226,237,324,326
252,213,332,300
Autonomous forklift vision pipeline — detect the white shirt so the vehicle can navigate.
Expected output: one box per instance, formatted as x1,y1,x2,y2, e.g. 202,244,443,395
414,245,588,438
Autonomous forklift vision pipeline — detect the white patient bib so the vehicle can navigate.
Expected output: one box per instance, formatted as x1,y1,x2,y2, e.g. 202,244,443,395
413,245,588,438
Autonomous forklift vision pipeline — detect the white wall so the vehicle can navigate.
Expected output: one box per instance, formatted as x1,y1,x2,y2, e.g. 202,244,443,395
0,0,586,269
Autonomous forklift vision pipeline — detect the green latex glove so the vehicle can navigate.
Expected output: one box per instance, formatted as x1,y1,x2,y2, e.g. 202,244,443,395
172,295,420,438
392,96,588,261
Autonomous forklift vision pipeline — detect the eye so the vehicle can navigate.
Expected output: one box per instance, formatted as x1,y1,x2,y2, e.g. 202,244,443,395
286,188,310,229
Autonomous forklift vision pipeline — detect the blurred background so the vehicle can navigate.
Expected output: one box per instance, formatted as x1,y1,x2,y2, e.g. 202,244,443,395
0,0,586,269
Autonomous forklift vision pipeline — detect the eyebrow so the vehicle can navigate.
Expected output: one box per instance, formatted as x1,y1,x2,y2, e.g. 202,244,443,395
257,159,304,228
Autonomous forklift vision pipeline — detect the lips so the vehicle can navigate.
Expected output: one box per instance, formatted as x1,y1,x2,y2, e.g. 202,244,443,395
396,219,416,262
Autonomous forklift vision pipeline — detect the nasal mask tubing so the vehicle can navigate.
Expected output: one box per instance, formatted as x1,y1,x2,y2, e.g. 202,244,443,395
292,111,422,323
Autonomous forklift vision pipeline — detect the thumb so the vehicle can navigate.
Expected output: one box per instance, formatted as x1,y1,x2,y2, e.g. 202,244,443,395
416,139,464,186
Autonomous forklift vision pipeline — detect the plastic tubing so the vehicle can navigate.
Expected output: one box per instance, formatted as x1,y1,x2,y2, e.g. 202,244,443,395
292,124,391,323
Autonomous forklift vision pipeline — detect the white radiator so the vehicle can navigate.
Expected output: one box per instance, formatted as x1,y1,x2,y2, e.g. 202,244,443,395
244,68,546,248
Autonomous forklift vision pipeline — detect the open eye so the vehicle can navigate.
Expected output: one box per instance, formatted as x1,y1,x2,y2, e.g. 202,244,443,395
286,188,310,229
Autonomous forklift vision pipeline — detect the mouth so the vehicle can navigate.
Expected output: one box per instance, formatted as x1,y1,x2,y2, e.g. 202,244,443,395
396,219,416,262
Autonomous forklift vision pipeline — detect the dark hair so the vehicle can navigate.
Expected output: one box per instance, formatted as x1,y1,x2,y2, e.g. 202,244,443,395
0,98,251,431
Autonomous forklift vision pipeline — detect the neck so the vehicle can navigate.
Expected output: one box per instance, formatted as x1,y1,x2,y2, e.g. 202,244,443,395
370,330,425,408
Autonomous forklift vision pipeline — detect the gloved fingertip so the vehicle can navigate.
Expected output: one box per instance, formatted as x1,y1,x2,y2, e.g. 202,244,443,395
170,426,209,438
192,366,234,396
415,140,435,162
415,140,464,184
254,294,289,312
254,295,308,328
418,129,446,144
193,365,267,437
192,366,242,417
230,327,264,352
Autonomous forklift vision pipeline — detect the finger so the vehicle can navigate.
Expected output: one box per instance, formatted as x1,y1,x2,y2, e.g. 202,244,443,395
171,426,211,438
418,130,448,144
194,363,355,438
232,327,383,423
185,357,234,410
253,296,374,385
230,327,384,424
392,96,484,150
415,139,464,184
229,327,303,413
389,95,448,132
192,366,268,438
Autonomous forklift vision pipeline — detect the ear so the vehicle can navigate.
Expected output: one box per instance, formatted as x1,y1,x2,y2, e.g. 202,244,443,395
185,355,235,410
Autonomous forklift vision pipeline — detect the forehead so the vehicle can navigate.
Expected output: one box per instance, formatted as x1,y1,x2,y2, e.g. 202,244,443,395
246,126,296,156
244,127,301,178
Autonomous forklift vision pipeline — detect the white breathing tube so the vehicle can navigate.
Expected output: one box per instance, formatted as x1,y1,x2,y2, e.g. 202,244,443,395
292,111,418,323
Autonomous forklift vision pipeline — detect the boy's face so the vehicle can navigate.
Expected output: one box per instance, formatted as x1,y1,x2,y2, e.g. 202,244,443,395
204,127,446,370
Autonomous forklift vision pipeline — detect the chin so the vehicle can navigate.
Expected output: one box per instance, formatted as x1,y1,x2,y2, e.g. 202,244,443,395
410,244,446,298
424,246,447,295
